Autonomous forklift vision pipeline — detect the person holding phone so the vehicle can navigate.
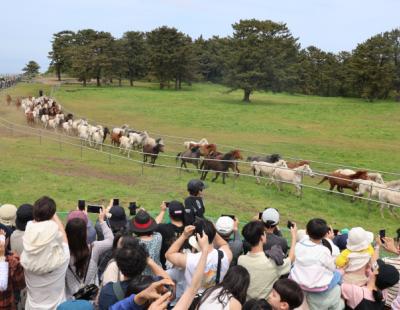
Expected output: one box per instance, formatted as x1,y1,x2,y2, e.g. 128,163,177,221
155,201,185,269
260,208,288,255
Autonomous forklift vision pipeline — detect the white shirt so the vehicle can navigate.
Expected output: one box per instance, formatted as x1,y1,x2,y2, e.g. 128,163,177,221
24,243,70,310
290,236,335,288
185,249,230,293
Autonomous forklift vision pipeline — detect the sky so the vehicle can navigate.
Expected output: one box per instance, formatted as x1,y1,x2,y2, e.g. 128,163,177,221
1,0,399,74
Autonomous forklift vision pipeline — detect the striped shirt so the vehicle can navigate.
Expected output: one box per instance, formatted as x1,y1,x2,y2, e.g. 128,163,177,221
383,256,400,307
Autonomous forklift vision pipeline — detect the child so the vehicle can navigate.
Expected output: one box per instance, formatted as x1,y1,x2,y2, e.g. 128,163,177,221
267,279,304,310
335,227,374,285
290,218,344,310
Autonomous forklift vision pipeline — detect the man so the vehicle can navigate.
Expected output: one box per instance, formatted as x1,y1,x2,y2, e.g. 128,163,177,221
166,218,232,293
155,200,185,269
238,220,296,300
184,179,206,225
21,196,70,310
261,208,289,254
215,215,243,265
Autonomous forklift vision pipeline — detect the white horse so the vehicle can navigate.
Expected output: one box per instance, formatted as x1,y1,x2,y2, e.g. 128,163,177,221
272,164,314,197
378,188,400,218
251,159,288,184
119,136,134,157
183,138,209,149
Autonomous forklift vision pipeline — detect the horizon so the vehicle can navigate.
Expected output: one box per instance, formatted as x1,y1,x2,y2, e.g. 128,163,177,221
1,0,399,74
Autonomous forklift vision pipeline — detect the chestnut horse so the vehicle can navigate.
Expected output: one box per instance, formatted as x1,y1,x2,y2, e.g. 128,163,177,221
199,144,217,156
318,170,369,193
200,150,243,184
5,94,12,105
287,160,310,169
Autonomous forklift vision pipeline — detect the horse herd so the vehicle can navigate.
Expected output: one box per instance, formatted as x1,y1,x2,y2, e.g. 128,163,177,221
5,94,400,218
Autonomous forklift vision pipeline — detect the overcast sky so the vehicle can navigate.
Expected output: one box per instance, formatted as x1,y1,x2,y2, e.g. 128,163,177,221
1,0,399,74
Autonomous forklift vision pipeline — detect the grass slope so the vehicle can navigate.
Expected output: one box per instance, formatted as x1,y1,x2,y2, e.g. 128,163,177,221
1,81,399,236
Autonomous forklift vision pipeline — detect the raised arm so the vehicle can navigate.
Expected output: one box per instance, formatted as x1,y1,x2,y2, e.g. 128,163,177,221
53,213,68,243
155,202,167,224
213,231,232,263
165,225,195,269
288,223,298,263
147,257,171,280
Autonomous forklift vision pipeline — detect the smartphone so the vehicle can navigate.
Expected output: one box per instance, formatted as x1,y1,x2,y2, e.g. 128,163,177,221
87,205,103,213
165,202,170,208
129,202,137,216
78,200,85,211
113,198,119,206
333,229,339,236
379,229,386,243
258,212,263,220
221,214,235,220
287,221,294,229
164,284,174,295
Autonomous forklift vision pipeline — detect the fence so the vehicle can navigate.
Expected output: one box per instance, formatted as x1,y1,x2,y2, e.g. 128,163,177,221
1,115,399,213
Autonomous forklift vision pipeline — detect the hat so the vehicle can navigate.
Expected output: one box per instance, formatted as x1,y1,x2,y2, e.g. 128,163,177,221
16,204,33,231
376,259,400,290
109,206,127,232
57,300,94,310
66,210,88,225
188,235,201,252
168,201,184,220
131,210,157,233
261,208,279,226
346,227,373,252
333,233,348,251
0,204,17,226
216,216,234,236
187,179,206,193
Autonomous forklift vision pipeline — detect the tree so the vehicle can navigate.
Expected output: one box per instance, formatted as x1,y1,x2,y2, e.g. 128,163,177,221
22,61,40,78
48,30,75,81
224,19,299,102
147,26,195,89
121,31,148,86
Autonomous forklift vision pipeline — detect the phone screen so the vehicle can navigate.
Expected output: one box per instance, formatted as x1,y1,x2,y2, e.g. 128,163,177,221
113,198,119,206
379,229,386,243
258,212,263,220
87,205,102,213
78,200,85,211
129,202,137,216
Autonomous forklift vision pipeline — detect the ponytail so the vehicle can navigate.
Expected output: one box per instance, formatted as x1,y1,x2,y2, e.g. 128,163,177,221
372,289,383,303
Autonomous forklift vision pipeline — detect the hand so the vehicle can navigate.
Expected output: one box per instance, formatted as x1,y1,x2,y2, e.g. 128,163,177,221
98,208,106,223
160,201,167,212
183,225,195,239
148,292,171,310
197,232,209,252
289,222,298,237
233,217,239,232
134,278,174,306
382,237,399,254
375,235,382,247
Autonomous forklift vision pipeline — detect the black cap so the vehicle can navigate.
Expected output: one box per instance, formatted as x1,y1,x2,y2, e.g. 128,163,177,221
168,200,184,220
15,204,33,231
376,259,400,290
187,179,206,193
109,206,127,232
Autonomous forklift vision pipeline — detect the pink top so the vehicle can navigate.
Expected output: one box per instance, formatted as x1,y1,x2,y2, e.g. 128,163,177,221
341,283,387,309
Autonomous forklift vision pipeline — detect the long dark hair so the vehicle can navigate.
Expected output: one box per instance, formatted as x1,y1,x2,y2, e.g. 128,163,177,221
65,218,89,278
199,265,250,308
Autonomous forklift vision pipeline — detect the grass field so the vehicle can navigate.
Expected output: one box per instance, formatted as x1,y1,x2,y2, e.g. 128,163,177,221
1,80,400,237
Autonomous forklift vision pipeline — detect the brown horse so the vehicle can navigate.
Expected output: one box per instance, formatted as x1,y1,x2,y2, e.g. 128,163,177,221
5,94,12,105
199,144,217,156
143,139,165,166
200,150,243,184
26,112,35,126
287,160,310,169
318,170,369,193
111,132,122,146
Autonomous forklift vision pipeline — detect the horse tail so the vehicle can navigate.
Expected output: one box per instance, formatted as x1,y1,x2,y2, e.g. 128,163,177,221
176,152,181,164
318,176,329,185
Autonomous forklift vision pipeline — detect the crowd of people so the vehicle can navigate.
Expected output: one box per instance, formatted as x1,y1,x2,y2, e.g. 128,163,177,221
0,179,400,310
0,75,20,89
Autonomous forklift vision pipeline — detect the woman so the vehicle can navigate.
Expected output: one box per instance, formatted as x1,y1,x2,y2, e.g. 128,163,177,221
197,265,250,310
131,210,162,275
341,258,399,309
65,208,114,299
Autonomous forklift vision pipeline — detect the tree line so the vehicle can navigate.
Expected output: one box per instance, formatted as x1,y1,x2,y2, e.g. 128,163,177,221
47,20,400,102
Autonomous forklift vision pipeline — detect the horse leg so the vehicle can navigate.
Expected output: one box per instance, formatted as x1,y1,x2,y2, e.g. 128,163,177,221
222,172,226,184
212,172,220,182
390,206,399,218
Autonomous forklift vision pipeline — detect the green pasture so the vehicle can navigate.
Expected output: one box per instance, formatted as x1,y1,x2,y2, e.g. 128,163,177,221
1,81,400,237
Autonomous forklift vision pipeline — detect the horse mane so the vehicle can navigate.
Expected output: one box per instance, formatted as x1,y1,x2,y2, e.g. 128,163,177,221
350,170,368,179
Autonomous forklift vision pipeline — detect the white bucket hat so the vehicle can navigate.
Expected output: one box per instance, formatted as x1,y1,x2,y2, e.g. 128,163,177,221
216,216,234,236
0,204,17,226
346,227,374,252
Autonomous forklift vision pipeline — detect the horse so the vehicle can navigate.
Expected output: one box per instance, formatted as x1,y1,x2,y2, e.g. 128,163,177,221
246,153,281,163
111,132,122,146
183,138,209,149
318,170,368,193
272,164,314,197
286,160,310,169
199,144,218,157
176,146,201,171
378,188,400,218
5,94,12,105
143,138,165,166
251,159,288,184
200,150,243,184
